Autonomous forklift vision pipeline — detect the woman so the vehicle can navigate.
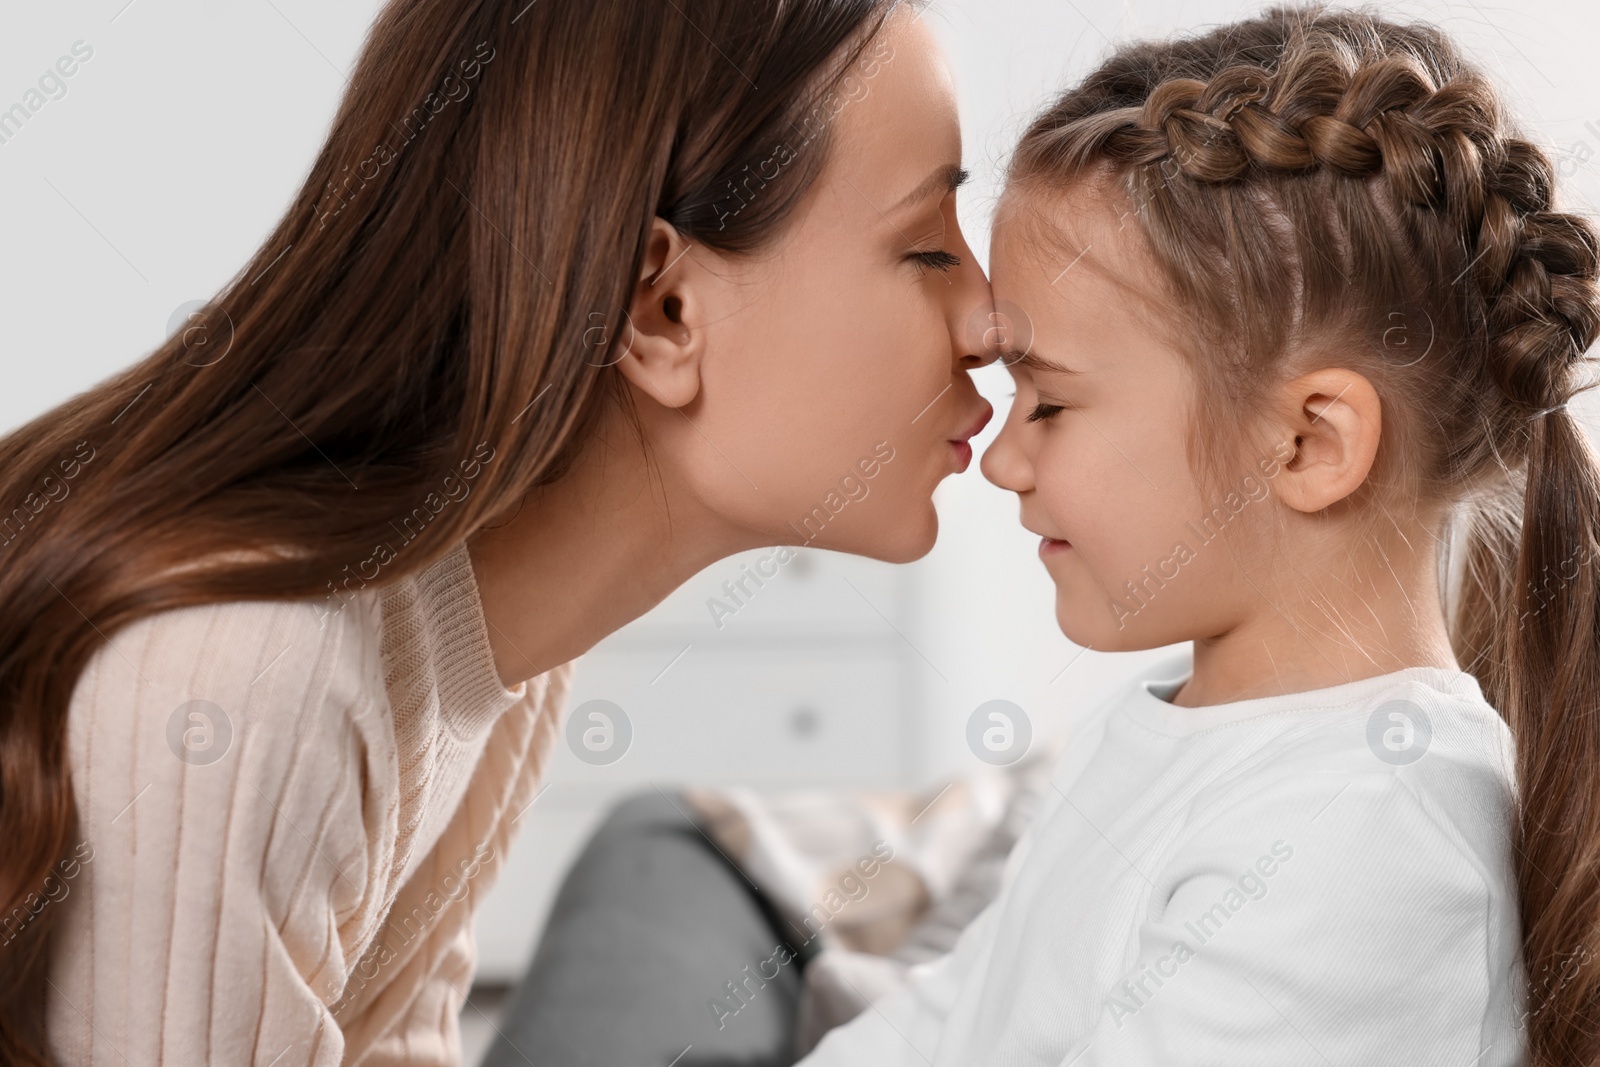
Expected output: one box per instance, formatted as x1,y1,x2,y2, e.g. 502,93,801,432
0,0,992,1062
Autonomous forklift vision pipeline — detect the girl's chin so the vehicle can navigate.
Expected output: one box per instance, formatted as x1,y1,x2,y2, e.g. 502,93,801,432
1053,603,1153,654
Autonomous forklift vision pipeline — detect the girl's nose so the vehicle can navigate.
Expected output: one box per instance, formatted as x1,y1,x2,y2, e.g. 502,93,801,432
980,409,1034,493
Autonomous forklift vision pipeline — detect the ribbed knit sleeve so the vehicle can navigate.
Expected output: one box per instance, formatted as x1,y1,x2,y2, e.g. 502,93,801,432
44,539,574,1066
340,655,571,1066
48,595,387,1065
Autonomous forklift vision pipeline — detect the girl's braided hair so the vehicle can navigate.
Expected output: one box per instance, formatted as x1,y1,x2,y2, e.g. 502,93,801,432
1009,4,1600,1061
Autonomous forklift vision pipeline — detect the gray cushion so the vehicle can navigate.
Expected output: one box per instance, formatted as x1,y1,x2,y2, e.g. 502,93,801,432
480,790,804,1067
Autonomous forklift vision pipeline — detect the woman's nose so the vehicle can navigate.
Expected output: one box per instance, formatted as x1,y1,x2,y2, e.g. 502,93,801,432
956,283,1004,370
971,304,1010,368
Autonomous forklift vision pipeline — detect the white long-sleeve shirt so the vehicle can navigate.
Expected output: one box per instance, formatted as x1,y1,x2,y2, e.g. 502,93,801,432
800,647,1527,1066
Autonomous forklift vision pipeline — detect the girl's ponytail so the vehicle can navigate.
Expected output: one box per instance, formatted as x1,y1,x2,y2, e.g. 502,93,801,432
1473,402,1600,1054
1460,132,1600,1059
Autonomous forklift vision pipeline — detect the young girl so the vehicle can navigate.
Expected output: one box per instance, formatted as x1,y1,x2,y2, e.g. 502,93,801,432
802,3,1600,1065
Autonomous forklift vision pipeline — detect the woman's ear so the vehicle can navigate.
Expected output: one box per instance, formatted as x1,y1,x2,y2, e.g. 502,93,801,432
615,218,705,409
1270,368,1383,513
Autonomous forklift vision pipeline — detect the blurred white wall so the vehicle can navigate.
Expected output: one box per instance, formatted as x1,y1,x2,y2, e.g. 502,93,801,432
4,0,1597,784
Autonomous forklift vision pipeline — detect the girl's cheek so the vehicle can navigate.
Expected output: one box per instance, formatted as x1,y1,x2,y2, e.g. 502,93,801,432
1035,445,1074,494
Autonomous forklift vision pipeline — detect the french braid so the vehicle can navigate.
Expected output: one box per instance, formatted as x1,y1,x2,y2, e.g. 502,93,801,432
1010,5,1600,1063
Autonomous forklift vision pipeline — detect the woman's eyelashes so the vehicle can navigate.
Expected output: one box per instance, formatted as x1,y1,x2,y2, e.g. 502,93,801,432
908,249,961,275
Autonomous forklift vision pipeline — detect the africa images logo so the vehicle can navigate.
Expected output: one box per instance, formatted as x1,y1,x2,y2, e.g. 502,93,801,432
1365,698,1432,766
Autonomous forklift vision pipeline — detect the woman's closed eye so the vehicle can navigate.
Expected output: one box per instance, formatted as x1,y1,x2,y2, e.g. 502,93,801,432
908,249,961,275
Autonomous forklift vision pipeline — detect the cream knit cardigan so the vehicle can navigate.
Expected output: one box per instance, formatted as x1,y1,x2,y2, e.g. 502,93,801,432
44,541,574,1065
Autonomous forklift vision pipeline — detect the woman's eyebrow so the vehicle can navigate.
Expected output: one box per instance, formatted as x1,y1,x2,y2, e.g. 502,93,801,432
890,163,969,212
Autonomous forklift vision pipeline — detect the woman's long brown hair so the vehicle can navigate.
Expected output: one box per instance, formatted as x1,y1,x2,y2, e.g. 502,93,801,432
1010,3,1600,1061
0,0,900,1059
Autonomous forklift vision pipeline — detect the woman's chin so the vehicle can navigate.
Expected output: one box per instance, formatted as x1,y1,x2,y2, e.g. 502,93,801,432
883,519,939,563
832,508,938,564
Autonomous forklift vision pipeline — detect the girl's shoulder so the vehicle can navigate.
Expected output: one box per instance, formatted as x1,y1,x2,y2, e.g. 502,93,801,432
1228,669,1516,807
1170,671,1518,898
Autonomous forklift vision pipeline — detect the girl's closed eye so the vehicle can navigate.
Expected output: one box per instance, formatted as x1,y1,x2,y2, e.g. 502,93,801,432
1026,401,1067,423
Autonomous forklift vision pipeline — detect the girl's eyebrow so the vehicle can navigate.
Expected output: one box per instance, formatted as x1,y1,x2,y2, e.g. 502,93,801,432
1002,348,1086,375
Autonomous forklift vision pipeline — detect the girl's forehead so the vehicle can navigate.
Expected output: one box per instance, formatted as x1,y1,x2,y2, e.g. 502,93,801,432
990,183,1194,361
991,187,1151,292
994,182,1133,258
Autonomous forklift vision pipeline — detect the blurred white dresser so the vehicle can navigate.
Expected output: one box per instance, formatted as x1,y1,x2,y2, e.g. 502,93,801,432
470,545,921,983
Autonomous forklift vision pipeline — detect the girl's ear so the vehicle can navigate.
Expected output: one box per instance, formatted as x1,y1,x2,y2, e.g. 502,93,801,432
615,218,706,409
1271,368,1383,513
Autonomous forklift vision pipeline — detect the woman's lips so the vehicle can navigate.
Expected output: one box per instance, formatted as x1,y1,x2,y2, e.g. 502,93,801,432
947,402,994,473
951,403,994,444
1039,536,1071,556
